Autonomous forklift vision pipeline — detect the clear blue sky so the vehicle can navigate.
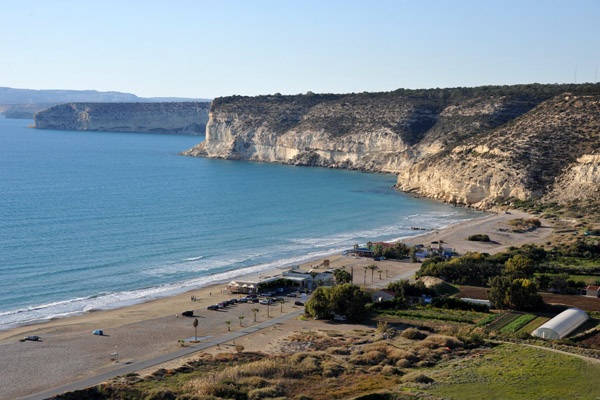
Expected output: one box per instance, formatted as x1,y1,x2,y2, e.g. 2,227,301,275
1,0,599,98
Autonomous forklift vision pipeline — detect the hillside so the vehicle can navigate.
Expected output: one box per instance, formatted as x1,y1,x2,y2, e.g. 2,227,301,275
181,84,600,209
34,102,210,135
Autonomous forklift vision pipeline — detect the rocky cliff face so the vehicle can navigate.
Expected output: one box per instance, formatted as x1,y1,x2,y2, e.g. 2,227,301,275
34,102,210,135
181,85,600,209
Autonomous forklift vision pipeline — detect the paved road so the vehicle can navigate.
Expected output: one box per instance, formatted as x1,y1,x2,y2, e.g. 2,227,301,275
19,308,304,400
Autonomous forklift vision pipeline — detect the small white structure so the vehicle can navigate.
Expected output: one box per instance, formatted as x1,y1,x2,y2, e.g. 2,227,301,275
532,308,589,340
460,298,492,308
583,285,600,297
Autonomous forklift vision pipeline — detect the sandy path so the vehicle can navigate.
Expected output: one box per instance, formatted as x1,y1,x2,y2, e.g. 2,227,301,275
0,209,551,399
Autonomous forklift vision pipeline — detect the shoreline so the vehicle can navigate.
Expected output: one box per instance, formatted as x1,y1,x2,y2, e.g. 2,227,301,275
0,211,486,333
0,209,553,399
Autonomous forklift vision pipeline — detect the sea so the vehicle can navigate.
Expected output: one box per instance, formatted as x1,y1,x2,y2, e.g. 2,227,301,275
0,116,482,330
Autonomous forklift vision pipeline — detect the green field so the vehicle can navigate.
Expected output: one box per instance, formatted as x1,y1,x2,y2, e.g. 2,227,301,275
426,343,600,399
499,314,537,333
517,316,549,333
534,272,600,284
376,307,488,324
485,312,523,331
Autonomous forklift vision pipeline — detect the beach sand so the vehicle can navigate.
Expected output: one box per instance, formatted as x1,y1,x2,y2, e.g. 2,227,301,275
0,209,552,399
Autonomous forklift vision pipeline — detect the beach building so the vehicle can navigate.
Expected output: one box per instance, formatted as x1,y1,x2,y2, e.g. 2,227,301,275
342,247,374,258
226,280,259,294
372,289,397,302
282,266,334,290
532,308,589,340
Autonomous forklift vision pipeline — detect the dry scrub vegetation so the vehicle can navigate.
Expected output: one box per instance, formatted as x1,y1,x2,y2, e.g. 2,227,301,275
59,327,478,400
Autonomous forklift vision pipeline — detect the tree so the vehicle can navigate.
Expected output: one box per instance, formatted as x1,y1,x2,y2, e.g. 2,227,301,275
535,273,552,290
266,299,271,317
238,315,244,326
305,287,332,319
225,320,231,331
193,318,198,341
409,247,417,263
252,308,259,322
366,241,373,250
489,276,543,310
363,266,368,285
305,285,367,322
334,268,352,284
368,265,378,282
395,242,408,258
504,255,535,278
377,268,383,280
373,244,384,258
280,299,285,313
329,284,367,322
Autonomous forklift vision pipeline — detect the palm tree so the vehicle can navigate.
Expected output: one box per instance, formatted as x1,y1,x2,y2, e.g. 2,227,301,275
363,266,368,285
366,241,373,250
368,265,378,282
280,299,285,313
193,318,198,341
377,268,383,280
266,299,271,317
252,308,259,322
239,315,244,326
225,320,231,331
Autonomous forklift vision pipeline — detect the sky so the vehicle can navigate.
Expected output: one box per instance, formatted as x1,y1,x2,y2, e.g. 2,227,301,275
1,0,599,98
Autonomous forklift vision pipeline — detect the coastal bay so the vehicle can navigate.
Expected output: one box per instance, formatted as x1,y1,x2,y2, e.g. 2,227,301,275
0,209,552,399
0,116,478,329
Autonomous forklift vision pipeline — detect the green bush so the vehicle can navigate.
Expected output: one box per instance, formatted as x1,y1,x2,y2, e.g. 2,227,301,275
468,234,490,242
401,328,428,340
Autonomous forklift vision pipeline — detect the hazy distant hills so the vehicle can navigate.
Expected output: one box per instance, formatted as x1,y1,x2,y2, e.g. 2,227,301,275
0,86,210,118
0,86,210,104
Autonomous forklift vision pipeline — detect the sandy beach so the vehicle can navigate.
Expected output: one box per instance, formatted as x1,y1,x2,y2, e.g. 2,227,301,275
0,209,552,399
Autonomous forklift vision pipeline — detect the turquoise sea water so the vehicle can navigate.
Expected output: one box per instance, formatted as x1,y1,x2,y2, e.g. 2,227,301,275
0,117,481,329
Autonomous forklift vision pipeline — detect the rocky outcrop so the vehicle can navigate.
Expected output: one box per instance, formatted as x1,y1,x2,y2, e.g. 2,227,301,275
181,84,600,209
547,154,600,204
34,102,210,135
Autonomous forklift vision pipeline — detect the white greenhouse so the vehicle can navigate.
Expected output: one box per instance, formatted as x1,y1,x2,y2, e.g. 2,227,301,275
532,308,588,340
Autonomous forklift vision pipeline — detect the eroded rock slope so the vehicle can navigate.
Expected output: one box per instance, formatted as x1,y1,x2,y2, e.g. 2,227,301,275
181,84,600,208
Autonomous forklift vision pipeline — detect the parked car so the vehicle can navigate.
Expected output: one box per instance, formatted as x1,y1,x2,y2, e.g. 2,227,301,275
181,310,194,317
93,330,104,336
237,298,248,303
274,297,285,302
276,288,284,293
217,302,227,309
250,298,259,303
294,301,304,306
207,304,219,310
286,293,297,297
259,299,273,305
22,335,40,341
228,298,238,304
